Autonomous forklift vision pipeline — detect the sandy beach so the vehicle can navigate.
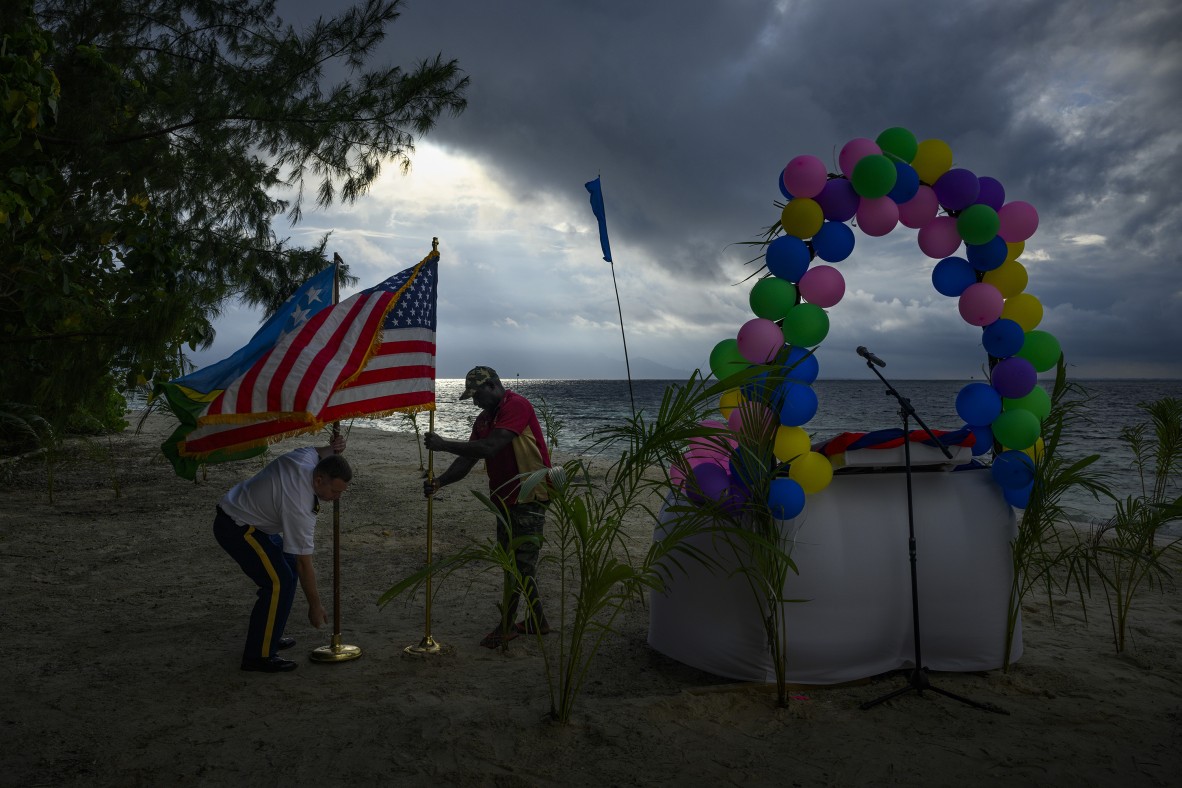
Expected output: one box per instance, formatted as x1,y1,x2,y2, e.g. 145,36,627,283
1,411,1180,787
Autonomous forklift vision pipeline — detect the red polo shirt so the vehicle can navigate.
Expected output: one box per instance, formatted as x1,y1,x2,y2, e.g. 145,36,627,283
470,389,551,506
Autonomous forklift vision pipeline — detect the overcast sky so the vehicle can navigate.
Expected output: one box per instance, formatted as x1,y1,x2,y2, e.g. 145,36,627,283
197,0,1182,380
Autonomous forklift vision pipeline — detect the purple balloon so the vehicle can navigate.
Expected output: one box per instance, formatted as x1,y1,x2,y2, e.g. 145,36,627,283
991,357,1038,399
814,178,860,222
933,168,981,212
686,462,731,505
976,176,1006,211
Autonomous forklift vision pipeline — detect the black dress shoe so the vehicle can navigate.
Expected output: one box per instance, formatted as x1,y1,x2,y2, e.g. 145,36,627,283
277,636,296,650
241,655,298,673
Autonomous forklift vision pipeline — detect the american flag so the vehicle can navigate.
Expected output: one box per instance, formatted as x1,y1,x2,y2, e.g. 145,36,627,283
179,252,438,457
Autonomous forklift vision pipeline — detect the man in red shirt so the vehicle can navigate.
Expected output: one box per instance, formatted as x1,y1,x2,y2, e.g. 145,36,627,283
424,366,552,648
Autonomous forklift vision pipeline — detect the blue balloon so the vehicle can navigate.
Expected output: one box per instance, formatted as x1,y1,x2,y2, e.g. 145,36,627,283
766,235,811,283
931,256,977,297
991,450,1035,490
778,382,819,427
782,345,819,384
887,161,920,204
768,477,806,520
970,424,994,456
778,170,793,201
729,447,764,492
982,318,1026,359
740,370,772,403
966,236,1008,272
1003,481,1033,509
811,220,855,263
955,382,1002,427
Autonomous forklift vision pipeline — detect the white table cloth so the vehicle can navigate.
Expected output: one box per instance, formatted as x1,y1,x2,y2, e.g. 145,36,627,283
648,465,1022,684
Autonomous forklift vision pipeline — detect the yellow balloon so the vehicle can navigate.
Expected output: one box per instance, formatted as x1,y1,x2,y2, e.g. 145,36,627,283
911,138,953,185
1021,437,1045,462
773,425,811,463
1001,292,1044,332
983,259,1029,299
780,198,824,239
719,388,741,419
788,451,834,494
1005,241,1024,264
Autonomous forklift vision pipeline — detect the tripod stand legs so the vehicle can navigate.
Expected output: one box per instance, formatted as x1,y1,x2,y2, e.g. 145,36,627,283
860,667,1009,714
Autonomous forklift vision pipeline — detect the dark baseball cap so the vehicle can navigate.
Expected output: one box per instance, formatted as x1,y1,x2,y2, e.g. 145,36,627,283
460,366,499,399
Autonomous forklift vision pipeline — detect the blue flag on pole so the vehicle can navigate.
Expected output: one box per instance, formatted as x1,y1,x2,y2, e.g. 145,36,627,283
585,176,613,263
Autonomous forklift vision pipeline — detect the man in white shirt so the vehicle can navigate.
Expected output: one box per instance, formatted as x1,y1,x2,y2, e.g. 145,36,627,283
214,436,350,672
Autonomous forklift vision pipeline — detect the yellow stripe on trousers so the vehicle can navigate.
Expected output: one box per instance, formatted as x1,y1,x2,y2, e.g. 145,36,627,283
243,526,281,657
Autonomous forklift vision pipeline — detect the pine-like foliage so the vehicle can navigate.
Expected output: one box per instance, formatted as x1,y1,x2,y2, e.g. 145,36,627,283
0,0,467,430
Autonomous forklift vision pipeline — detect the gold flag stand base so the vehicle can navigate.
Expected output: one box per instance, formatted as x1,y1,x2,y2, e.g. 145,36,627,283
310,633,362,663
403,635,450,657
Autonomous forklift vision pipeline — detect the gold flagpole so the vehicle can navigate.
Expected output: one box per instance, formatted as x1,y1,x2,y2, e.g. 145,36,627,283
312,253,362,663
407,239,444,655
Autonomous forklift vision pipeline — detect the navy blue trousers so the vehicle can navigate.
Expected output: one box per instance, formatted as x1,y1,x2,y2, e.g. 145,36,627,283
214,507,298,661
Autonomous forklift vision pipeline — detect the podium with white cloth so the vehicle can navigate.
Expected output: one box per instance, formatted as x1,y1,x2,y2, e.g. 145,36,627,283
648,464,1021,685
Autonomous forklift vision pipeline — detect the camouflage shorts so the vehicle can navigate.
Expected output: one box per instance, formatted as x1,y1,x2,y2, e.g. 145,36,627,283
496,501,546,577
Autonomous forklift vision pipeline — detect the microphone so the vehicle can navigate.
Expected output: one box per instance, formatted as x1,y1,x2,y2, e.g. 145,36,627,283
856,346,886,367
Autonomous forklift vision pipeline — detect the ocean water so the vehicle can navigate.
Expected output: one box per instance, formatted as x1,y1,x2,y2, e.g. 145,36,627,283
361,377,1182,530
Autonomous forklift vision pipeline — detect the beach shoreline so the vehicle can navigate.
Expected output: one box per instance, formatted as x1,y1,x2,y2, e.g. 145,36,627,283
1,412,1180,786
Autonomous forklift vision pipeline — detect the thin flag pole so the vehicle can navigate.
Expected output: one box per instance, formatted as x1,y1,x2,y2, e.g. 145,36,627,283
609,259,636,416
586,175,636,416
311,252,362,663
407,237,444,656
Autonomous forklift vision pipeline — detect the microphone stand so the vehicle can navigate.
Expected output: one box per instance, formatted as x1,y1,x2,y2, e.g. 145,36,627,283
858,356,1006,714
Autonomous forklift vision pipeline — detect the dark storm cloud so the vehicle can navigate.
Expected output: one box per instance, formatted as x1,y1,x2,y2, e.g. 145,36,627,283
269,0,1181,378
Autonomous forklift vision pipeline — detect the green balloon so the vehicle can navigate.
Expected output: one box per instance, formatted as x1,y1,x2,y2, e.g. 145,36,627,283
780,303,829,347
851,154,898,198
1003,386,1051,422
749,277,798,321
957,204,1000,246
992,408,1041,450
709,338,748,380
1016,330,1062,372
876,126,918,163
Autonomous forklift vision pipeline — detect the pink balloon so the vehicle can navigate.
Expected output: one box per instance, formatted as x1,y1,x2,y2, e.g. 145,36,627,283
692,419,737,452
736,318,784,364
898,184,939,229
855,196,899,237
917,215,962,258
798,265,846,308
782,155,828,199
685,418,736,469
958,282,1005,326
727,401,776,438
839,138,882,178
997,201,1039,242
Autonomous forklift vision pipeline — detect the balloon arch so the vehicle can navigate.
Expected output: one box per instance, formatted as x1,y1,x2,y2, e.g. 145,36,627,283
682,127,1061,520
